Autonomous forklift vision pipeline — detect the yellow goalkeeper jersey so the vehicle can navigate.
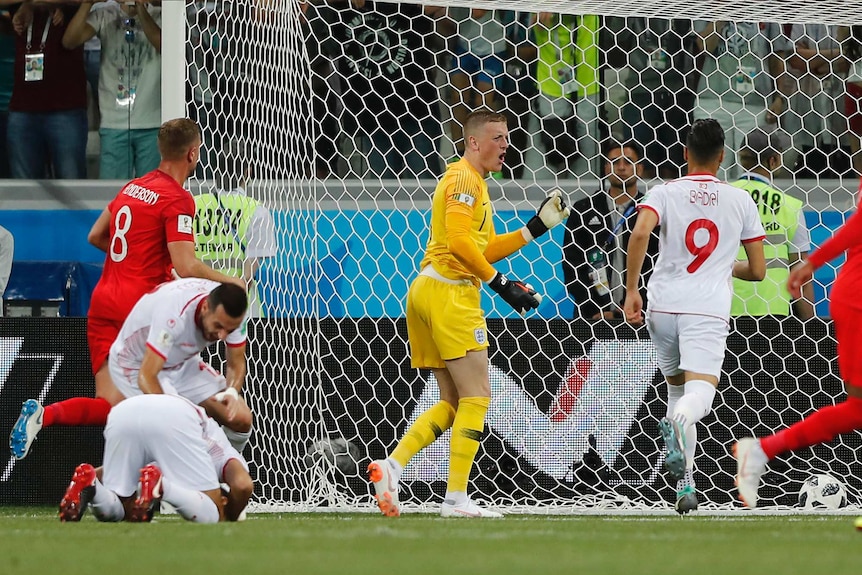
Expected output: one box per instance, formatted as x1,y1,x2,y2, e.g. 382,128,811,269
420,158,495,283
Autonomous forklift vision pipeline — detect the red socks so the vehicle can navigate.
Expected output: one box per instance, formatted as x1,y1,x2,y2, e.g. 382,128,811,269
43,397,112,427
760,396,862,459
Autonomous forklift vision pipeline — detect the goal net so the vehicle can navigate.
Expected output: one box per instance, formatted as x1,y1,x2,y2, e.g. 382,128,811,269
185,0,862,513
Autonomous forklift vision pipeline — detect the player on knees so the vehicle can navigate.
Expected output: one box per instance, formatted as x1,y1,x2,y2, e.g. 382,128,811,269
59,408,253,523
367,110,569,518
624,118,765,514
59,394,242,524
9,118,246,460
734,199,862,508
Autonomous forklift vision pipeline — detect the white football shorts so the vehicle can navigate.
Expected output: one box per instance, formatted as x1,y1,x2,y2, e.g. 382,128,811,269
646,311,729,379
110,354,227,405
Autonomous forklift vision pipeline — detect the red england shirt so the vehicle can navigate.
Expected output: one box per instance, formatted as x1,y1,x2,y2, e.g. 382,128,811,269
89,170,196,322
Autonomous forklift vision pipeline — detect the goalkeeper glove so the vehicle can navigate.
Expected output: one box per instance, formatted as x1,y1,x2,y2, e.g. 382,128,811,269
526,189,571,240
488,272,542,316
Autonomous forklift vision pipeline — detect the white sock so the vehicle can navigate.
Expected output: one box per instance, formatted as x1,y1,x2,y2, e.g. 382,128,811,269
444,490,468,506
666,383,685,419
386,457,403,483
222,426,252,452
684,423,698,471
672,380,716,429
162,476,220,524
676,468,695,491
90,479,125,522
672,380,714,471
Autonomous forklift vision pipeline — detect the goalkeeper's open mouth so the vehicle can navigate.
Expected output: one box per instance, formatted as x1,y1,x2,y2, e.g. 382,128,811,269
497,152,506,169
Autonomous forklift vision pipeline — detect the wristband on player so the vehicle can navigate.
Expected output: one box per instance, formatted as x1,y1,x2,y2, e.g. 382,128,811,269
215,387,239,402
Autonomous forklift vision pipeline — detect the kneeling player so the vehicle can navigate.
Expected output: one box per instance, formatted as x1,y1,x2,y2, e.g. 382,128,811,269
58,394,250,523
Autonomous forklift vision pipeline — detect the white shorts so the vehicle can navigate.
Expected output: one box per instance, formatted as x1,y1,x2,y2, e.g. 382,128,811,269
101,395,220,497
110,354,227,405
646,311,729,379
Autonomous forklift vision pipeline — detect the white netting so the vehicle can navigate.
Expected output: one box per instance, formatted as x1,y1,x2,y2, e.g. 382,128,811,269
185,0,862,513
406,1,862,27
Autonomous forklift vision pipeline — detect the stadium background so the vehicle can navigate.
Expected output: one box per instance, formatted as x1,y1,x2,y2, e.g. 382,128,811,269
0,1,860,513
0,182,850,319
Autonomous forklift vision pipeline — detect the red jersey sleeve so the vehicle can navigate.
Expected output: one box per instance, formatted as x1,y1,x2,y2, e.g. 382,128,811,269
163,192,196,244
808,211,862,269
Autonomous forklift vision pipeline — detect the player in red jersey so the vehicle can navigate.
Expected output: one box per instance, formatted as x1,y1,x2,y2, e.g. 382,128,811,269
735,178,862,507
10,118,247,460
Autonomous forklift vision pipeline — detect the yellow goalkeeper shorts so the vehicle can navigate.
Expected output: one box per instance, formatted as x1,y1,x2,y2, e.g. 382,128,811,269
406,273,488,369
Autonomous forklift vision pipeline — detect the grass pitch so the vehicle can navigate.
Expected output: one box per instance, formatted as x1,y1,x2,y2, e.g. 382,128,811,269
0,508,857,575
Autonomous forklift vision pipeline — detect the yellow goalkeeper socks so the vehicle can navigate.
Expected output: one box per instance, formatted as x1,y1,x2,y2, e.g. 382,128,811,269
447,396,490,493
391,400,456,468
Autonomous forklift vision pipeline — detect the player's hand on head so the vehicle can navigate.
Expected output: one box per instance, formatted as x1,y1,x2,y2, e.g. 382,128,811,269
526,189,571,240
623,291,643,325
215,387,240,422
488,272,542,316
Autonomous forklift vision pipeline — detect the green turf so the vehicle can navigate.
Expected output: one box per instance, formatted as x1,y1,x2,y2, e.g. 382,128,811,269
0,508,857,575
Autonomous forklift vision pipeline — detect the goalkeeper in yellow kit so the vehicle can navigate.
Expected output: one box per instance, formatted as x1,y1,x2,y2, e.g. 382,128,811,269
368,110,570,518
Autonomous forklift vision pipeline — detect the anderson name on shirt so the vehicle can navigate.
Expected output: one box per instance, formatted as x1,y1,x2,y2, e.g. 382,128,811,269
123,184,160,205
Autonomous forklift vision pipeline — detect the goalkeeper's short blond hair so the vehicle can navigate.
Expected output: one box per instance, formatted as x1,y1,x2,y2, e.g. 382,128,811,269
463,110,507,139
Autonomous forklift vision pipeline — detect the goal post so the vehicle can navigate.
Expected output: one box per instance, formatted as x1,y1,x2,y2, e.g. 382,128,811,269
183,0,862,512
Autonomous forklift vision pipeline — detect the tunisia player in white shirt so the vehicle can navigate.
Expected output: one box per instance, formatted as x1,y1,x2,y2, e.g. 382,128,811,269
109,278,253,452
624,119,766,514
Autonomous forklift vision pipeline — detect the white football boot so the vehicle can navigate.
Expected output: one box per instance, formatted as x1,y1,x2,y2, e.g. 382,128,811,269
734,438,768,508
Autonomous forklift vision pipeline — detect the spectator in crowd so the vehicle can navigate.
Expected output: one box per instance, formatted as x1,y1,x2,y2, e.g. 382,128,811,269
0,8,14,178
448,8,507,160
187,0,250,178
8,1,87,179
82,30,99,113
302,2,343,178
63,0,162,180
604,17,696,179
81,1,107,131
730,129,815,319
530,11,601,178
778,24,851,178
846,26,862,176
308,1,445,180
563,141,658,319
498,10,535,179
195,139,277,317
692,21,786,180
0,224,11,315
